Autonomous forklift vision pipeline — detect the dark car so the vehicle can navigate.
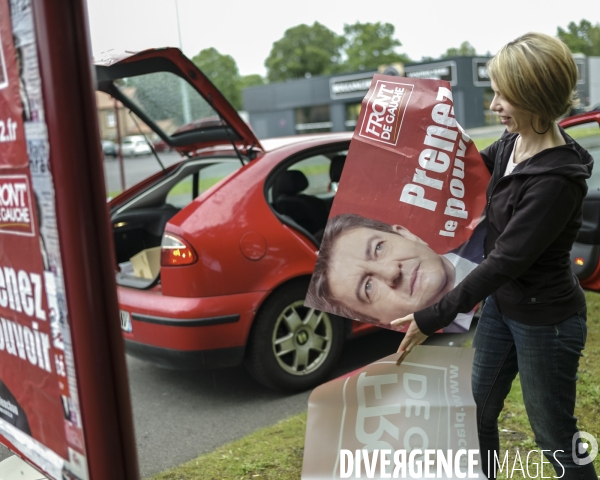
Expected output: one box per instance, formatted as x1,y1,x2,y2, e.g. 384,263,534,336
101,139,117,157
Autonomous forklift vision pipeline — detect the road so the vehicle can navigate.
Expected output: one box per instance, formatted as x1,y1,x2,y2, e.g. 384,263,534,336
103,151,184,195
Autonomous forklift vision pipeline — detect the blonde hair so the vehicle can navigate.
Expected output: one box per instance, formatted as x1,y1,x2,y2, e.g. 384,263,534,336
487,32,578,126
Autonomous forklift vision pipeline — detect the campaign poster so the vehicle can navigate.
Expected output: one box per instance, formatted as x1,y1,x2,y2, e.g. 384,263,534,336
0,0,27,168
302,346,484,479
305,75,491,332
0,0,88,478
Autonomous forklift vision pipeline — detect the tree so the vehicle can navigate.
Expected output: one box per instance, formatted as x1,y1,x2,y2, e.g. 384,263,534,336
441,41,477,58
192,47,242,110
240,74,265,90
265,22,343,82
557,19,600,56
342,22,409,71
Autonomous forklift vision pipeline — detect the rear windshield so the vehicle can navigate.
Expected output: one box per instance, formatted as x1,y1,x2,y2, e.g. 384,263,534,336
116,71,221,137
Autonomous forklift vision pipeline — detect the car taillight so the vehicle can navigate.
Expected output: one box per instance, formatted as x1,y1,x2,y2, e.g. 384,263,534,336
161,233,197,266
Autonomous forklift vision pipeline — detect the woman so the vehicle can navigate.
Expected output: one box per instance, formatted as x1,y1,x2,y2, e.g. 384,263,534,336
391,33,597,479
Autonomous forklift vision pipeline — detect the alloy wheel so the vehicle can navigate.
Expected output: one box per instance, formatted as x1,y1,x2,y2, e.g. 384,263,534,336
271,300,333,376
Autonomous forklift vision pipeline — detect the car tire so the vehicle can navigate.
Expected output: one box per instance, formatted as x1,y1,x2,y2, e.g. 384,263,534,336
246,280,344,392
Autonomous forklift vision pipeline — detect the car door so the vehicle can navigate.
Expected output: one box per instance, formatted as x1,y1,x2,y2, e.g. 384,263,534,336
560,112,600,290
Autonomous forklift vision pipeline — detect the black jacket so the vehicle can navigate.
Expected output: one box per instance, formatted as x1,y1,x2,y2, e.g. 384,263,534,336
415,128,593,336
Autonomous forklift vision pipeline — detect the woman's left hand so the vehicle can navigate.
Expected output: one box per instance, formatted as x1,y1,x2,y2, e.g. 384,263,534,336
390,314,429,364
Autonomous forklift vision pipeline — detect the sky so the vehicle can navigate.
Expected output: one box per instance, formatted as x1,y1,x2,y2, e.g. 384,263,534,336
85,0,599,77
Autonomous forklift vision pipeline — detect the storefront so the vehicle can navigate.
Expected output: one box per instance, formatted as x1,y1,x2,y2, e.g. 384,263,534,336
243,55,592,138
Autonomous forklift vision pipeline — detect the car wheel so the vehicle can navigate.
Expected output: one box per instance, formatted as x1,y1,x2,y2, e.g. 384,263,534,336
246,280,344,392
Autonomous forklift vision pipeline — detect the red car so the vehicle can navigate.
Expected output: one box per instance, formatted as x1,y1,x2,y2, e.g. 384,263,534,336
97,48,374,392
98,49,600,393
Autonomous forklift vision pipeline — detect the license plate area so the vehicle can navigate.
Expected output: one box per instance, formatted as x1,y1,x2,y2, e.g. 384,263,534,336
120,310,132,333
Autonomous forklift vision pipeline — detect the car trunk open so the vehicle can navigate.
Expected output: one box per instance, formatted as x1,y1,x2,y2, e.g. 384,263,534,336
95,48,262,157
110,157,242,288
95,47,258,288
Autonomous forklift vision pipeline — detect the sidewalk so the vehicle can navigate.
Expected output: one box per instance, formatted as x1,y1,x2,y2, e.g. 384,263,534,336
0,455,47,480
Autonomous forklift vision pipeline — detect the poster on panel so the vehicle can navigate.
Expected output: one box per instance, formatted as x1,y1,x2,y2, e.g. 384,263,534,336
0,0,89,478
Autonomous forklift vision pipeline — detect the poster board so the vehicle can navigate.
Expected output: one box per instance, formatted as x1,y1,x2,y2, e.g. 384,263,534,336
0,0,89,477
306,75,490,332
302,346,484,479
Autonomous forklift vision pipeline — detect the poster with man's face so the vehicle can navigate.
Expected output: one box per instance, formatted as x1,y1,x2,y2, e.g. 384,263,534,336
305,75,490,332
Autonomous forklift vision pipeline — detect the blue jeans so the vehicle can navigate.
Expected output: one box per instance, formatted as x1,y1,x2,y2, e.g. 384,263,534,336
472,296,597,480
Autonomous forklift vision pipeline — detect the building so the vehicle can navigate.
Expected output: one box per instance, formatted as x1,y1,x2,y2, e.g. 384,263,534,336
243,55,593,138
96,91,173,142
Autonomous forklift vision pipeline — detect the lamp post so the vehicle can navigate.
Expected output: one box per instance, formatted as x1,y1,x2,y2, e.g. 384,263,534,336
113,98,125,191
175,0,192,125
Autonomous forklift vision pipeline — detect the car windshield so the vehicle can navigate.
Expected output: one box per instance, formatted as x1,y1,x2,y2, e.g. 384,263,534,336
565,122,600,191
115,71,221,137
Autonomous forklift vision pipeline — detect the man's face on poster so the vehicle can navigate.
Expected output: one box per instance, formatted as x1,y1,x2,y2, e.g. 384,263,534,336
328,225,453,324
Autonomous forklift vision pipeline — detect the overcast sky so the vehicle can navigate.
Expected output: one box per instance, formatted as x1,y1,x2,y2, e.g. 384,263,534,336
85,0,599,77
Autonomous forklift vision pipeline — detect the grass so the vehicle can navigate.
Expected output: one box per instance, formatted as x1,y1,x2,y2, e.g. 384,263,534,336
150,414,307,480
290,163,329,177
149,292,600,479
107,176,225,201
473,137,498,151
565,126,600,141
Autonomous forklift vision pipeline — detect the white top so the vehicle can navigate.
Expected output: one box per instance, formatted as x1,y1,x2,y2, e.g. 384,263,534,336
504,135,519,176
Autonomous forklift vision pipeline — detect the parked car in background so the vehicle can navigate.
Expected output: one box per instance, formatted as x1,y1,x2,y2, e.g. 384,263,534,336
120,135,152,156
152,138,171,152
567,105,588,117
101,139,117,158
559,110,600,289
97,48,374,392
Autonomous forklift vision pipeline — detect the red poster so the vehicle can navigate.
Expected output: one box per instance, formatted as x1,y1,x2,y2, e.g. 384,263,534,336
0,173,68,453
0,0,27,169
302,346,484,479
306,75,490,332
0,0,88,478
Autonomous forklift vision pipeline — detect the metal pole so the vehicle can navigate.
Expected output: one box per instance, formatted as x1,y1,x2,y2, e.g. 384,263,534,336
114,98,125,192
31,0,139,478
175,0,192,124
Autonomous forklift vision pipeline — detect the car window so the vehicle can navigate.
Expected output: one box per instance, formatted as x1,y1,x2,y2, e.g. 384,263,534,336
564,122,600,191
289,155,331,195
117,72,219,136
166,162,241,209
